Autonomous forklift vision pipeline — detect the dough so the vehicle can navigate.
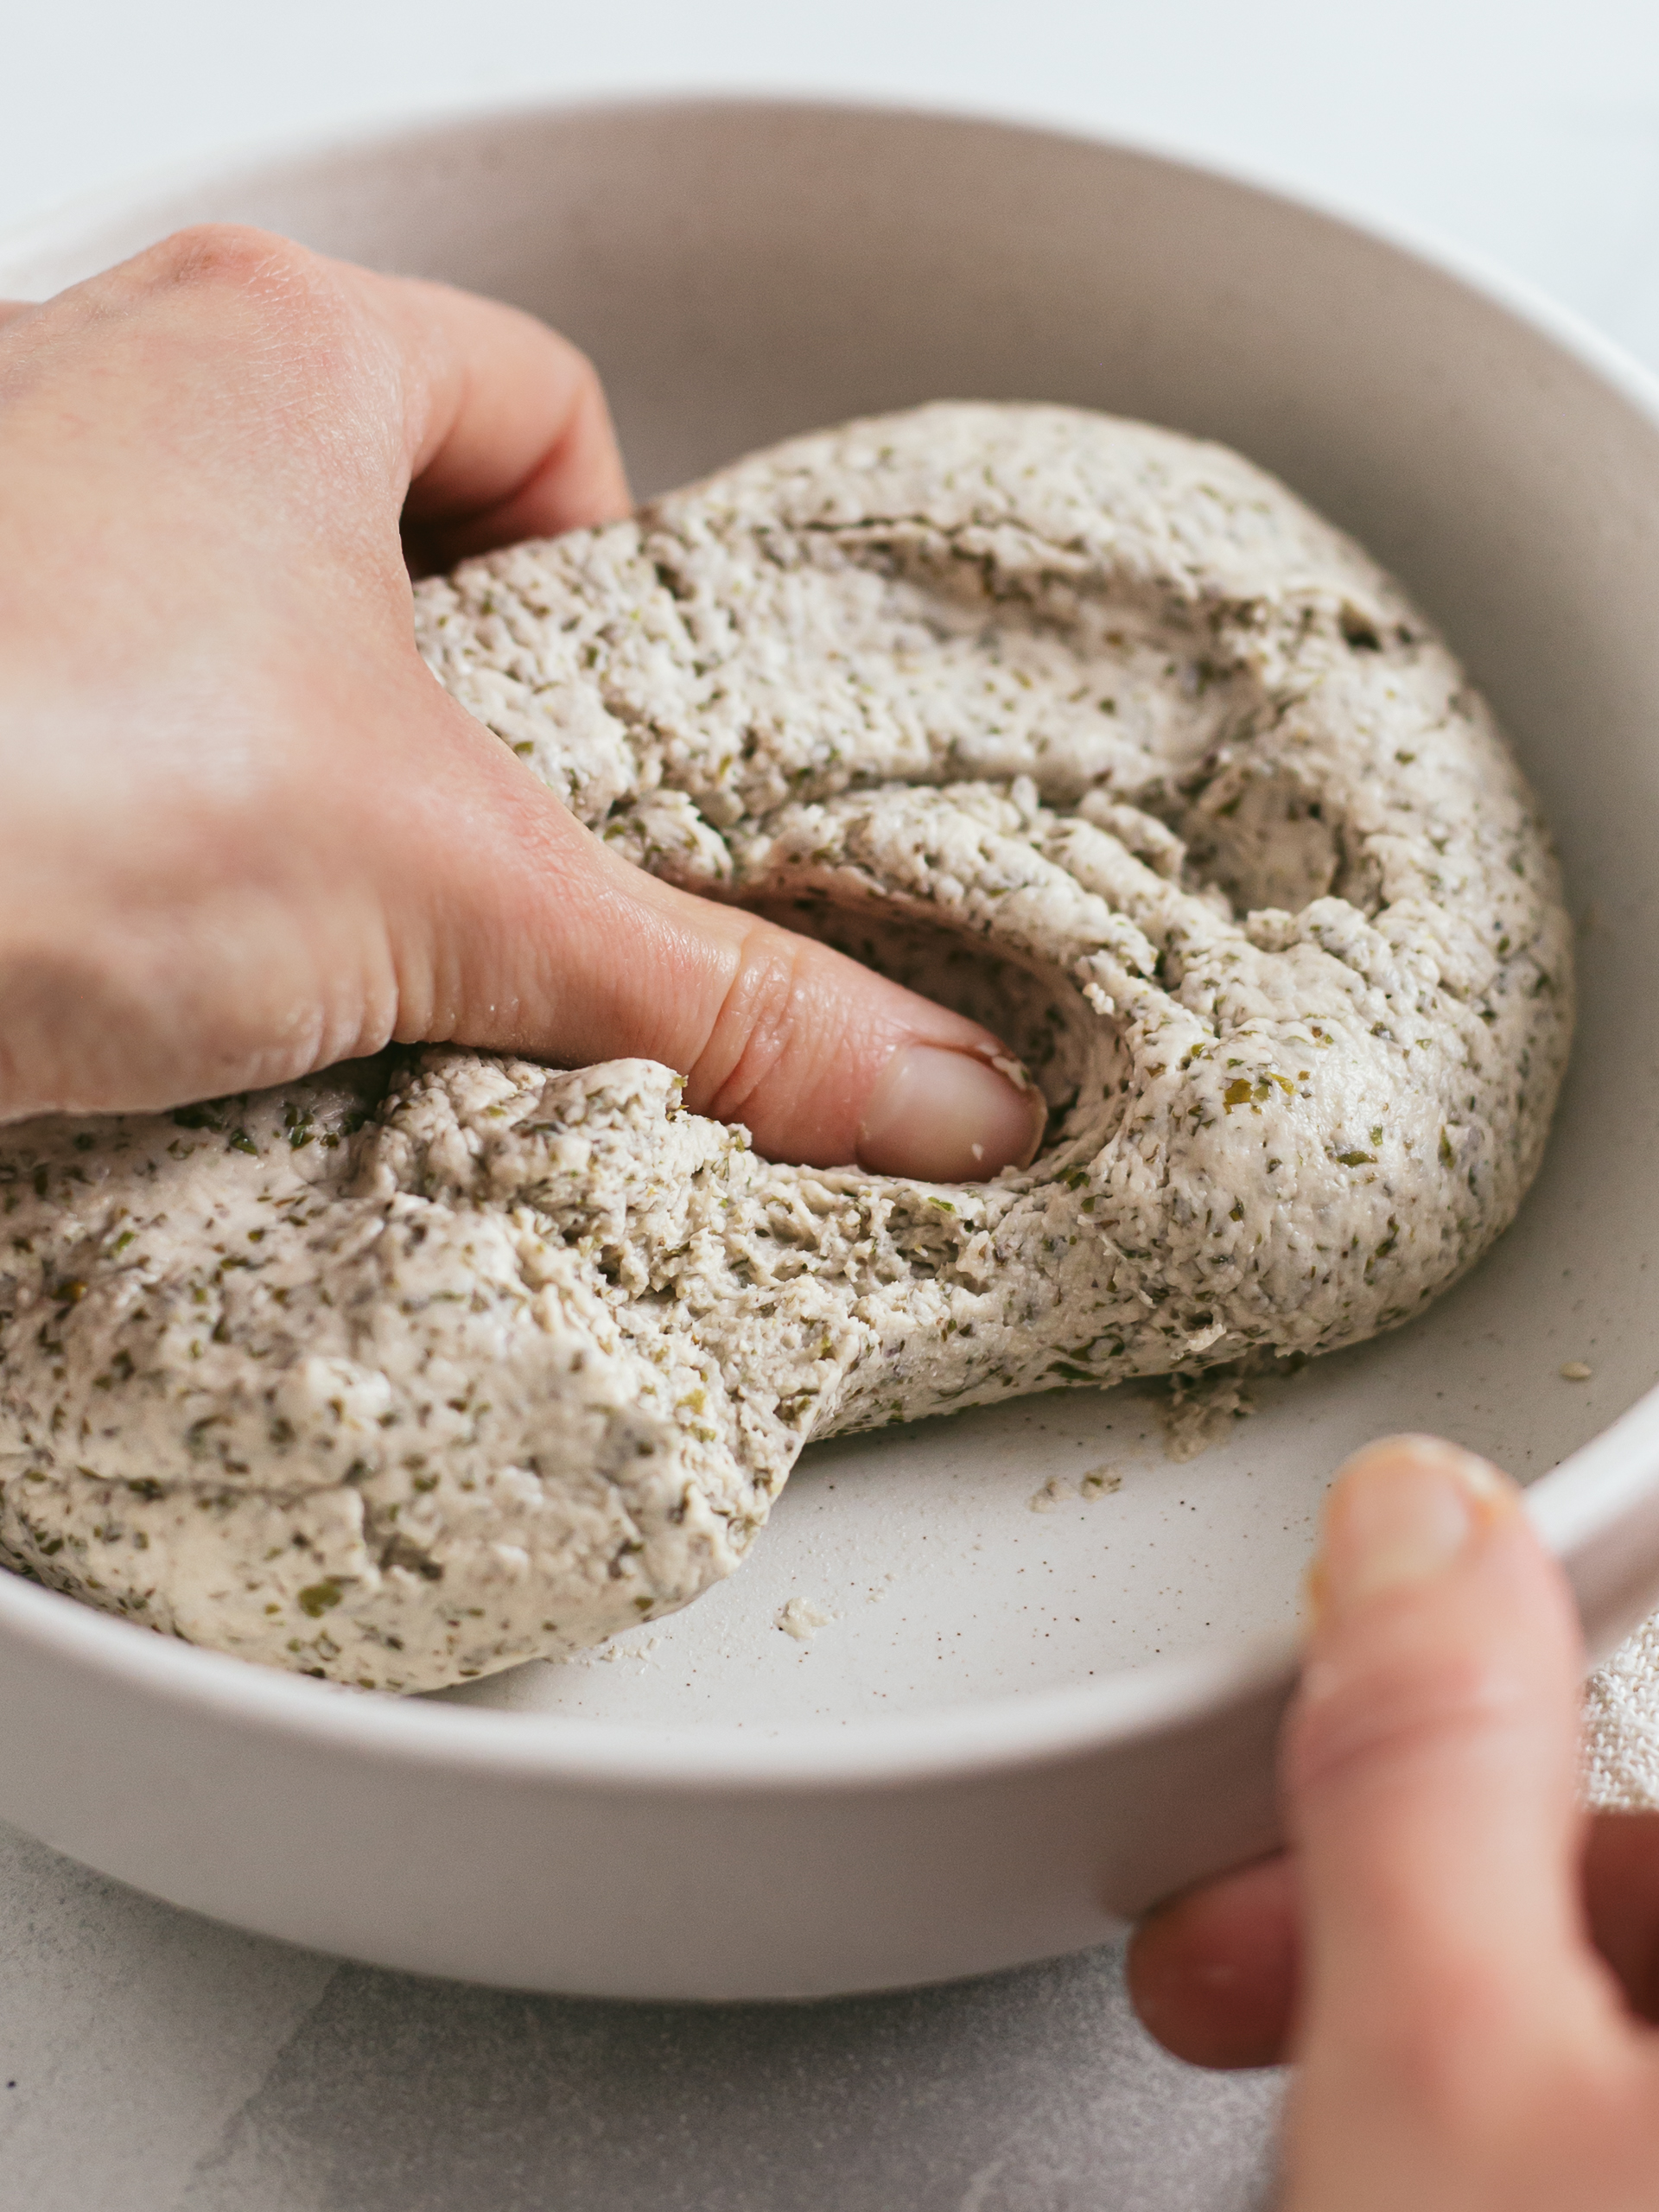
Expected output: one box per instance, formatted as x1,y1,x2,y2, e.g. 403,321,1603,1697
0,404,1573,1691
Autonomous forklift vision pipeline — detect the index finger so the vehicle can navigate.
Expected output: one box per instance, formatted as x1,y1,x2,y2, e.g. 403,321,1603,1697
343,264,632,569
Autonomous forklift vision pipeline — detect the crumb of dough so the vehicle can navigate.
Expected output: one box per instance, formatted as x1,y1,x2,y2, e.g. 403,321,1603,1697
1028,1476,1077,1513
584,1631,661,1669
0,403,1574,1691
1078,1466,1124,1498
1163,1370,1255,1464
1560,1362,1594,1382
775,1598,834,1641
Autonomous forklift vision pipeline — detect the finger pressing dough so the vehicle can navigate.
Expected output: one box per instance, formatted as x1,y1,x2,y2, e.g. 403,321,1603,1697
0,404,1573,1690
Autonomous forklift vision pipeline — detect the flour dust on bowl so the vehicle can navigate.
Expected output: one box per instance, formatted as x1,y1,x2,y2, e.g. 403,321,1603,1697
1,99,1658,1999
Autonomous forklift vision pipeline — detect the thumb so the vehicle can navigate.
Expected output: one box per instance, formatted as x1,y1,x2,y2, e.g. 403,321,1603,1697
385,702,1048,1179
1284,1436,1606,2105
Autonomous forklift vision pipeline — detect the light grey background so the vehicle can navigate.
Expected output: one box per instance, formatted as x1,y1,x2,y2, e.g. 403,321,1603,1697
11,0,1659,374
3,4,1656,2206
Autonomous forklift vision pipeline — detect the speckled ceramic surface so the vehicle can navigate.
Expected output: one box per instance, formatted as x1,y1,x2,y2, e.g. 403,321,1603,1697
3,99,1659,1999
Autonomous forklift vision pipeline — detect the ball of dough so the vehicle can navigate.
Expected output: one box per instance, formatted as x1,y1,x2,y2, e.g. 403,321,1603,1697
0,404,1573,1690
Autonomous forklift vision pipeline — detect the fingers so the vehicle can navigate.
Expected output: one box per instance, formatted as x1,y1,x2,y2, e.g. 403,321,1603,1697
1130,1813,1659,2072
0,226,1039,1173
12,228,627,578
346,263,632,566
1584,1812,1659,2026
319,251,1034,1169
321,257,1038,1172
1130,1441,1586,2077
0,633,1042,1176
1285,1436,1599,2077
1127,1853,1299,2069
337,263,1041,1173
381,708,1046,1175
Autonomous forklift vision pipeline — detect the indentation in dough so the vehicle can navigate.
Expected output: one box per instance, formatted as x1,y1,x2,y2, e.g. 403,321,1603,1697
1185,758,1342,917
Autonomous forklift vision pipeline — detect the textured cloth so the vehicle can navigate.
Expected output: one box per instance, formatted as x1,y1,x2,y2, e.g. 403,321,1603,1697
1584,1624,1659,1807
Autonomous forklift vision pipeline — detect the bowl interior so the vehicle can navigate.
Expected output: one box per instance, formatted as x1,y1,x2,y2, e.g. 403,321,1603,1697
7,102,1659,1735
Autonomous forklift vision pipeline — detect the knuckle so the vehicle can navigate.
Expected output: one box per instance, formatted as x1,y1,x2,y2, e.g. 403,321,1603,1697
114,226,365,386
135,223,319,305
1287,1615,1530,1800
103,226,386,464
695,924,817,1121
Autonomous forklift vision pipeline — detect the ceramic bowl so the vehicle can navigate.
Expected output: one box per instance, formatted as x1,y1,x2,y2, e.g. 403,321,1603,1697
4,99,1659,1999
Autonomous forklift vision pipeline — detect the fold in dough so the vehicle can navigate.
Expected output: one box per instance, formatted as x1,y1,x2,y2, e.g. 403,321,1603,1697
0,405,1573,1691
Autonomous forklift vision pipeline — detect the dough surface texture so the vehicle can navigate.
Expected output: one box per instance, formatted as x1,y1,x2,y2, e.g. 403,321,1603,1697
0,404,1572,1691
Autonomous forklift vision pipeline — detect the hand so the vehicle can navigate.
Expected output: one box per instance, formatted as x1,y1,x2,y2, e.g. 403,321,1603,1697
1128,1436,1659,2210
0,226,1043,1179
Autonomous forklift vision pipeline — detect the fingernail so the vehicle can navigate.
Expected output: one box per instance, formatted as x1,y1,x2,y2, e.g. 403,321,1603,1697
856,1044,1046,1180
1311,1434,1516,1624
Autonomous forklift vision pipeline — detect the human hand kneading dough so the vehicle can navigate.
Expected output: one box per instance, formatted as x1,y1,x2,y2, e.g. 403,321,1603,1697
1131,1437,1659,2210
0,226,1042,1179
11,231,1649,2200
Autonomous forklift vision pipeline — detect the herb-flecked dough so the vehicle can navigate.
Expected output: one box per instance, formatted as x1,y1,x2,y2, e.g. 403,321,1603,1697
0,404,1573,1691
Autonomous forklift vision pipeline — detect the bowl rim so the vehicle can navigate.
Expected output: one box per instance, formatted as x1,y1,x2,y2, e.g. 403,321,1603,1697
5,90,1659,1794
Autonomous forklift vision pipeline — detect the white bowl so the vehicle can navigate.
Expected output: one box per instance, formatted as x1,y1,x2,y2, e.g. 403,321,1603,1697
4,98,1659,2001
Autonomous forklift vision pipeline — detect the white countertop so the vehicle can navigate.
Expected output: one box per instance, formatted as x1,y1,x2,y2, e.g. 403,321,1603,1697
0,1817,1280,2211
3,6,1656,2205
